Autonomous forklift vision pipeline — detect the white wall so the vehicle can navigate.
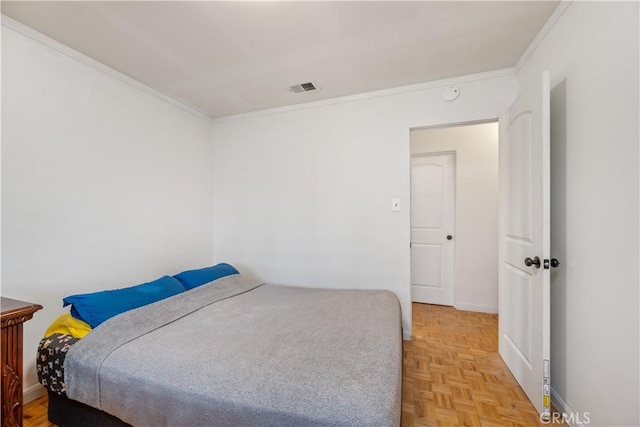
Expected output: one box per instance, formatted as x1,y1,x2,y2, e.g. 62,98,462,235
211,74,515,339
1,23,215,397
411,123,499,313
517,2,639,425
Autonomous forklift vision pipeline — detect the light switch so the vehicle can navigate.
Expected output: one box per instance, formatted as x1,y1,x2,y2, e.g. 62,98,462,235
392,198,400,212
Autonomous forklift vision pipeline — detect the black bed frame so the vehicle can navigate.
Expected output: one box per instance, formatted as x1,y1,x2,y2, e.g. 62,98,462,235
47,391,130,427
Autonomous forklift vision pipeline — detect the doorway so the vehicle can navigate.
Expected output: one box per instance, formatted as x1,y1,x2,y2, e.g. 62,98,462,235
410,122,499,313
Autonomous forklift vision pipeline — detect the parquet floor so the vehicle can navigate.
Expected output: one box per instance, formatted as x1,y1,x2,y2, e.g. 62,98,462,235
402,303,560,426
24,303,559,427
22,394,50,427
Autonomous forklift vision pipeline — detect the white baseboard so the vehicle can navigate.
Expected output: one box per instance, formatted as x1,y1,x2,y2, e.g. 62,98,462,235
551,386,590,427
24,383,46,404
550,387,571,423
454,302,498,314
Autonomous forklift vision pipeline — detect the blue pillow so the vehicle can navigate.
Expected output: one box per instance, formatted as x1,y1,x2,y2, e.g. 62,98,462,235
63,275,186,328
173,263,239,290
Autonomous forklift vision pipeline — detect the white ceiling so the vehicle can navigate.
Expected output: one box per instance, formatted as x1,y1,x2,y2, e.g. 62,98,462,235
2,1,559,119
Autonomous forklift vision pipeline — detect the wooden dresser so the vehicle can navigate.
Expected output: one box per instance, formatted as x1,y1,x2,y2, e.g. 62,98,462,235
1,298,42,427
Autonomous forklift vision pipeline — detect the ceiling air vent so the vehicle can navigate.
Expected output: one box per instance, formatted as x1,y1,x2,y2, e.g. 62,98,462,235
288,81,319,94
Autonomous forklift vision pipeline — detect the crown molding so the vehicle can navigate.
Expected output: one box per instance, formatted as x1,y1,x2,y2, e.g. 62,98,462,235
515,1,573,72
212,67,516,124
1,15,213,122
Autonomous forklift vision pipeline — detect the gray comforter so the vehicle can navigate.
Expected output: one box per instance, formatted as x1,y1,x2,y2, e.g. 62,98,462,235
65,274,402,426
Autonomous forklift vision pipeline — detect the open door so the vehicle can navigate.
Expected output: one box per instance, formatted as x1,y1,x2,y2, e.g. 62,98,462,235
498,71,551,419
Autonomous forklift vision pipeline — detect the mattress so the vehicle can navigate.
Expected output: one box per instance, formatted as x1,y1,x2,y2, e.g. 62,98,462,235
39,274,402,426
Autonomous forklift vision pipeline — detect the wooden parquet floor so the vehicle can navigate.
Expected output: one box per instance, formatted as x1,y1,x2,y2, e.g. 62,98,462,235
22,394,50,427
24,303,558,427
402,303,559,426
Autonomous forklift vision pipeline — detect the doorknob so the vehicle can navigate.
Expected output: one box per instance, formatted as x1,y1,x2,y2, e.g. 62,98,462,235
446,235,453,240
524,256,541,268
543,258,560,269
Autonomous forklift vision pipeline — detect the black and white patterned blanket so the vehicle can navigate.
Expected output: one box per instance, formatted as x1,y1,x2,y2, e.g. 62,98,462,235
37,333,80,396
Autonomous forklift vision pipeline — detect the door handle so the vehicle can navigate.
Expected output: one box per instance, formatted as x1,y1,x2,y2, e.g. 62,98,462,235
524,256,541,269
543,258,560,269
446,235,453,240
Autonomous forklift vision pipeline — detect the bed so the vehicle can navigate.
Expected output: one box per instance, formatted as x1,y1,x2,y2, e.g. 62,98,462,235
37,273,402,426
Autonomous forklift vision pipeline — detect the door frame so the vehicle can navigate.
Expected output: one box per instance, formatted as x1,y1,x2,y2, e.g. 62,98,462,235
409,119,499,312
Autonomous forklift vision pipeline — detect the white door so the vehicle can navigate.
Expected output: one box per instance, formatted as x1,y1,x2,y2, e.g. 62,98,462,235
498,72,551,419
410,153,455,306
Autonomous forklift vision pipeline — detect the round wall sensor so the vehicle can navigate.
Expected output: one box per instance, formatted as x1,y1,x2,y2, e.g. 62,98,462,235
441,86,460,102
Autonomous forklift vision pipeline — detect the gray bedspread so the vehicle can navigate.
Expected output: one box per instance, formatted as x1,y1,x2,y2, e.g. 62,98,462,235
65,274,402,427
